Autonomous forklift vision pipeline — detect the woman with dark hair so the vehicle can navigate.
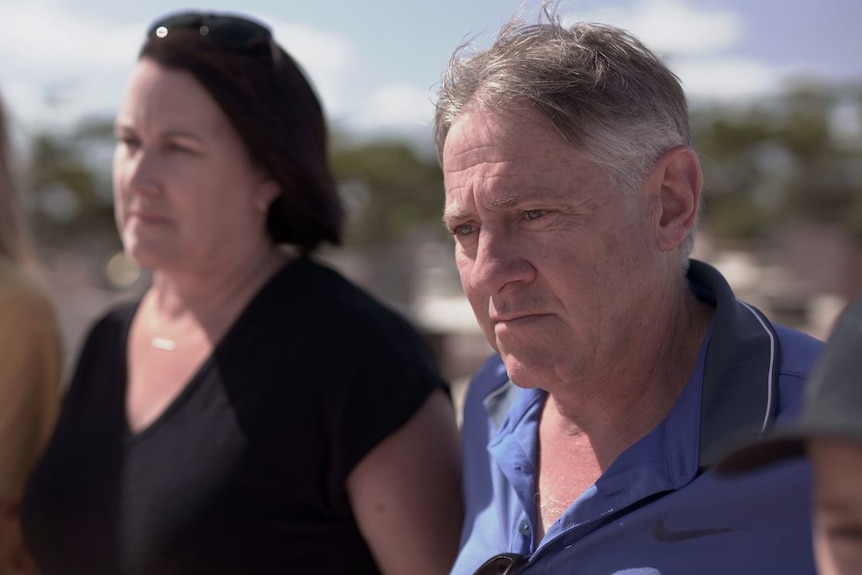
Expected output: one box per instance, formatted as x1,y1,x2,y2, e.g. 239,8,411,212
20,11,462,575
0,91,63,574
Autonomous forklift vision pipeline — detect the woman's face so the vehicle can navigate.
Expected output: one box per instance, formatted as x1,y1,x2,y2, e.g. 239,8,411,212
112,58,278,274
810,437,862,575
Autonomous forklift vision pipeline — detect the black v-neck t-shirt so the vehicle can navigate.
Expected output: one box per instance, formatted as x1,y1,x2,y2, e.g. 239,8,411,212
20,256,447,575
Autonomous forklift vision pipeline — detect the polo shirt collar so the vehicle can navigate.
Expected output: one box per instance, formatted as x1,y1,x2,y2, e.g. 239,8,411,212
689,259,780,467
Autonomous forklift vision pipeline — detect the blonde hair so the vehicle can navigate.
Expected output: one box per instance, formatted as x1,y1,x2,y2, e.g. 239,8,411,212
0,92,34,264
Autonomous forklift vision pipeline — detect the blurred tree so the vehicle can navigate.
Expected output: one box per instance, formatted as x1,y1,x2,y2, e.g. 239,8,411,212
21,116,117,251
691,81,862,244
20,122,449,254
693,107,778,243
778,86,862,230
16,81,862,259
330,139,446,247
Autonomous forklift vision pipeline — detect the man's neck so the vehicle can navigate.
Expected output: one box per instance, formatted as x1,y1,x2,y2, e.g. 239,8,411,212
541,289,714,470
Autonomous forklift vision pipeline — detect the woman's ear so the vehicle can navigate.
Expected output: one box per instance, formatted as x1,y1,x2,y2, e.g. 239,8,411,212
648,146,702,251
253,177,281,214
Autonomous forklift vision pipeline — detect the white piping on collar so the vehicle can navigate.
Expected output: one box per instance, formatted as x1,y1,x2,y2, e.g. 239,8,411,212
739,300,777,435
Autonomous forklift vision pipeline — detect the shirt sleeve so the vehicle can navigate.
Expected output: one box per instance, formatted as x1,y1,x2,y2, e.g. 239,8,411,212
327,312,448,486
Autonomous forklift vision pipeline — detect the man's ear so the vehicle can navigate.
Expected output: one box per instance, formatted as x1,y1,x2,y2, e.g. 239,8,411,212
647,146,702,251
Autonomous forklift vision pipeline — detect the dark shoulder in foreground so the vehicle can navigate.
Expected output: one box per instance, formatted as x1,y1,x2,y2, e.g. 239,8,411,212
268,255,433,349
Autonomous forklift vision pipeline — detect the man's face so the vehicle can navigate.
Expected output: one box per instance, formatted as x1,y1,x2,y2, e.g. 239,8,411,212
810,437,862,575
441,108,669,391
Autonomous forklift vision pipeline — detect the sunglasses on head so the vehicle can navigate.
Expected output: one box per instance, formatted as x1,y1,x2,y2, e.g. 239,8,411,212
472,553,529,575
147,11,273,51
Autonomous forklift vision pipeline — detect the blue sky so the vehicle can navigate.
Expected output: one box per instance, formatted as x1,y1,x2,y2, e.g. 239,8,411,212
1,0,860,146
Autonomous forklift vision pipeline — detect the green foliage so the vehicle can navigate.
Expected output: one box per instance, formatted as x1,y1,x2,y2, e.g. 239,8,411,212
703,194,770,241
15,81,862,253
691,82,862,244
21,118,116,247
330,140,446,247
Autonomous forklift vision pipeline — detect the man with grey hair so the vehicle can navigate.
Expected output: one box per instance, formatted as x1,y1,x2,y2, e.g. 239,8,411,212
435,5,823,574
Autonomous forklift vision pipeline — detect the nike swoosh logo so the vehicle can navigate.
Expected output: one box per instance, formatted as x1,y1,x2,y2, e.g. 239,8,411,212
652,517,740,543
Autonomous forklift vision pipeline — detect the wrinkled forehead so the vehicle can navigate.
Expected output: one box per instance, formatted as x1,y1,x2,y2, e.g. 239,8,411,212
444,106,567,164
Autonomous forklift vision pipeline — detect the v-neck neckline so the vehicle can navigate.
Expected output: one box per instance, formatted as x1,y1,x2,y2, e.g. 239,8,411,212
118,257,303,442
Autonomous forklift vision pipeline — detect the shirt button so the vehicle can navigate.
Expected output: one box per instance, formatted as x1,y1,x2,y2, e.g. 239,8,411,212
519,519,531,536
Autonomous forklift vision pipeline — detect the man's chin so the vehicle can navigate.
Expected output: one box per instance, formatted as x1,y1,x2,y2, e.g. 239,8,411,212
499,354,546,390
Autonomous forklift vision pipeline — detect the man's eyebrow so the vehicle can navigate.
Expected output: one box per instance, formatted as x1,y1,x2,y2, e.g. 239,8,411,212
442,205,471,224
443,187,569,221
488,191,532,208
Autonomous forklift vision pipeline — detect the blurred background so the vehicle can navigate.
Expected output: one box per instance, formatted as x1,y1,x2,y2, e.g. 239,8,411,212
1,0,860,396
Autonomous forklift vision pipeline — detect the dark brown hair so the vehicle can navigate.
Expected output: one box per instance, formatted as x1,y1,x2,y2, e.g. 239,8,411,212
140,14,344,253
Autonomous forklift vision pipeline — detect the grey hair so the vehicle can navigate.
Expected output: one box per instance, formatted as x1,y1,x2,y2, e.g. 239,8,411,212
433,4,700,255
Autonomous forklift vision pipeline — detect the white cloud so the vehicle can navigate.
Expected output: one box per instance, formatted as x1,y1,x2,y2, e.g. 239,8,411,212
343,1,732,140
613,0,741,54
558,0,803,105
671,56,785,102
263,16,357,119
0,2,141,130
0,3,359,133
0,0,831,140
564,0,743,56
355,83,436,132
0,2,140,71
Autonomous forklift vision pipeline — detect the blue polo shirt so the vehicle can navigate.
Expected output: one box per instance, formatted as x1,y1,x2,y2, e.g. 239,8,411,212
451,260,823,575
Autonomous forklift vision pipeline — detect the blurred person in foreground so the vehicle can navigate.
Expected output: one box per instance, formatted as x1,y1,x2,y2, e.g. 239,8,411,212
0,92,63,573
718,296,862,575
434,4,824,574
19,10,462,575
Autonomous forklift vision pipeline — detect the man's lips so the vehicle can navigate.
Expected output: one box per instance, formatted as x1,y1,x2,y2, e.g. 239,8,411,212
492,312,549,326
